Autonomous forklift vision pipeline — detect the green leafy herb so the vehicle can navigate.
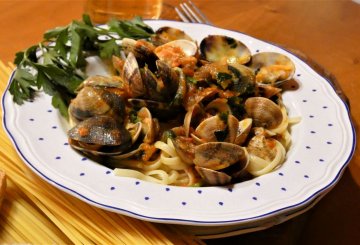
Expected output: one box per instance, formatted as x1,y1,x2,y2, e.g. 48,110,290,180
9,14,154,118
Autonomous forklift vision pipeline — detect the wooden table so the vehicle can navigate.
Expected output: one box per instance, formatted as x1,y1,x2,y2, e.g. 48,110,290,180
0,0,359,244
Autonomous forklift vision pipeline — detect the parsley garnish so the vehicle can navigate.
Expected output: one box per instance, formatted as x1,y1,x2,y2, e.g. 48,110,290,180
9,15,154,119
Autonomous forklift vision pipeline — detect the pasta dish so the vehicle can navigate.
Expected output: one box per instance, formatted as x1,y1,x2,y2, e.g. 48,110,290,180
67,27,298,186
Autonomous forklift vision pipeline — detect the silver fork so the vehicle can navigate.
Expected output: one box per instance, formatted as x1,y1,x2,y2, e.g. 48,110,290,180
175,0,212,25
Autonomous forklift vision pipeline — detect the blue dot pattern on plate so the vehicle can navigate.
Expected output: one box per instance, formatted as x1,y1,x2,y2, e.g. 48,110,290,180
4,23,353,222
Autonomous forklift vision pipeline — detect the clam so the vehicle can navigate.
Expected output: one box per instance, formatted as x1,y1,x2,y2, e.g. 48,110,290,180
195,166,232,186
257,83,282,98
122,52,145,98
194,114,238,143
200,35,251,65
151,26,193,46
156,60,180,100
171,136,196,164
184,104,205,137
140,65,165,101
245,97,283,129
247,135,277,161
154,39,197,58
126,122,143,144
137,107,158,144
205,98,231,115
194,115,226,142
154,39,198,67
122,38,158,70
248,52,295,86
69,86,126,124
78,75,125,91
234,118,252,145
68,116,132,155
193,142,248,170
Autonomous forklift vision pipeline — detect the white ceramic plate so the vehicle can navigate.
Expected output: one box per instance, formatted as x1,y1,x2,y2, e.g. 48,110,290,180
2,20,355,227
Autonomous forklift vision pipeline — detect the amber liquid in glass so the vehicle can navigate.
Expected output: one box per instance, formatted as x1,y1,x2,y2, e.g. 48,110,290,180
85,0,163,23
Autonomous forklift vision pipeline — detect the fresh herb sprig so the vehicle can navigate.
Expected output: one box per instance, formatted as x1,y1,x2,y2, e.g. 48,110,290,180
10,15,154,118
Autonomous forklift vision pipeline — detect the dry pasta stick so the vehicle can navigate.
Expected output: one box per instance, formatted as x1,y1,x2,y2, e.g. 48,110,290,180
0,159,85,244
0,143,173,244
7,190,69,243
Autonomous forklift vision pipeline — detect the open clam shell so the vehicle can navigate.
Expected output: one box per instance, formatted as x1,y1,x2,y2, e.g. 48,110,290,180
152,26,193,46
195,166,232,186
194,142,248,171
248,52,295,86
200,35,251,65
68,116,132,156
245,97,283,129
122,52,145,98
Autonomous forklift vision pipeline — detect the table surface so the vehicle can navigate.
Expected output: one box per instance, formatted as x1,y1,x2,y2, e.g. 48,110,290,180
0,0,359,244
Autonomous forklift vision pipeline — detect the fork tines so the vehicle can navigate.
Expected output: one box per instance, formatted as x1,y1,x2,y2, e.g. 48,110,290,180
175,0,212,24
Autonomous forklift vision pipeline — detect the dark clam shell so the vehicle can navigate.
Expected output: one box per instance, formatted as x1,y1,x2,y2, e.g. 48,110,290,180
68,116,132,155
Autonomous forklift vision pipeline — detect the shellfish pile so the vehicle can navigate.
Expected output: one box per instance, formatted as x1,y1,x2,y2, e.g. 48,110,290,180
67,26,296,186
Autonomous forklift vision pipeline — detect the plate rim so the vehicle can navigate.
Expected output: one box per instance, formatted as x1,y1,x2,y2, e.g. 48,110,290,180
1,19,356,226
